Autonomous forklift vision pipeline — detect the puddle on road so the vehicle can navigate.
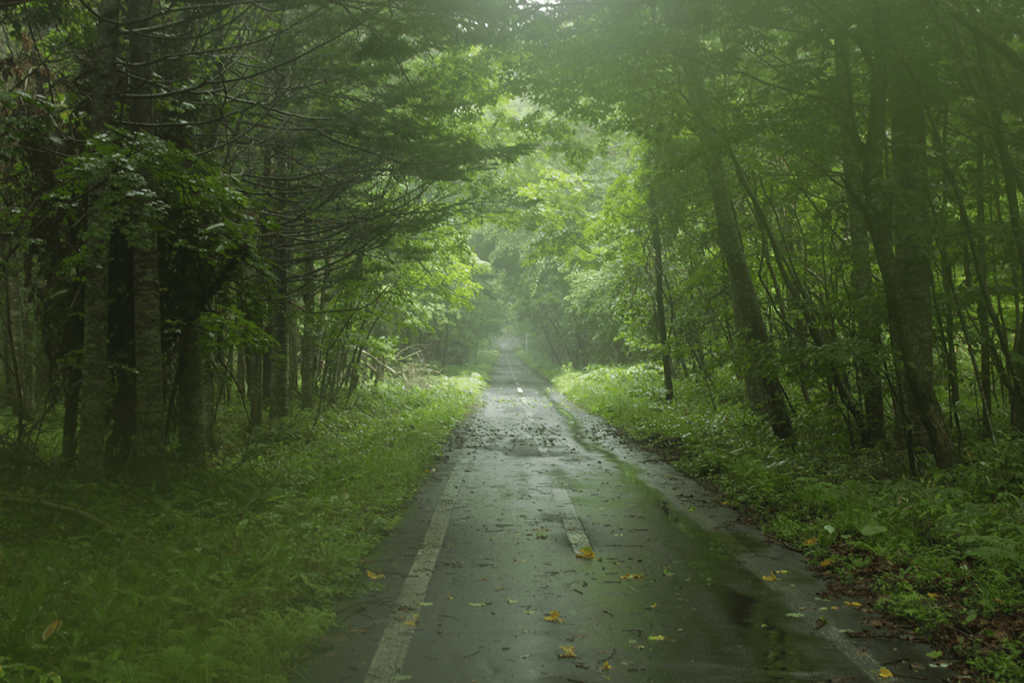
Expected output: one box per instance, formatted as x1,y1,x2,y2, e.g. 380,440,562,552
546,392,846,681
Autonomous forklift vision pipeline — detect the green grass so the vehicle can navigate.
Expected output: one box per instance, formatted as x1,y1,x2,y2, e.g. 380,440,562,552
0,373,483,683
553,362,1024,683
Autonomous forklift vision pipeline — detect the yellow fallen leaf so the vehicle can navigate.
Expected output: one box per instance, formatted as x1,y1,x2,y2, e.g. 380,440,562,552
762,572,778,581
620,573,643,580
844,601,862,607
927,592,940,599
576,547,595,560
558,645,578,658
804,537,818,546
544,610,564,622
648,635,665,641
41,618,62,642
601,662,613,671
820,558,833,567
879,667,893,678
648,603,657,609
366,571,385,580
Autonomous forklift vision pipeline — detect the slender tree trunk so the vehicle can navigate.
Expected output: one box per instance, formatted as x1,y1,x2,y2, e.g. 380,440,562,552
974,150,994,438
269,239,288,421
177,324,207,468
3,271,28,430
651,218,674,401
247,349,263,430
300,272,317,410
288,309,300,399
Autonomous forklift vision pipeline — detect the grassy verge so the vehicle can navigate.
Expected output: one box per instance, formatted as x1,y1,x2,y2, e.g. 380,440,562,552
552,363,1024,683
0,373,484,683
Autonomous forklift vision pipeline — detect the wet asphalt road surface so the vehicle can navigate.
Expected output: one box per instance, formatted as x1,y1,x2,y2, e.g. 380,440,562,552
295,352,955,683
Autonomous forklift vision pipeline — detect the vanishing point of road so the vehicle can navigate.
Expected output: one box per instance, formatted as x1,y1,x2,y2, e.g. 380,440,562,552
295,351,952,683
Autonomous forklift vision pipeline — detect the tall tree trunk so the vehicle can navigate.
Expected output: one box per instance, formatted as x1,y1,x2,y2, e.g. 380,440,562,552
78,0,120,483
132,232,165,480
882,55,958,469
127,0,165,482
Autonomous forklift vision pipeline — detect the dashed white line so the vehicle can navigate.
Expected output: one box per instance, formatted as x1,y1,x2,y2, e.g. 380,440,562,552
553,488,592,554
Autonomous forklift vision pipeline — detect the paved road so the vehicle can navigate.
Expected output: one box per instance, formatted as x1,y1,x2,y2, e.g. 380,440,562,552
295,352,951,683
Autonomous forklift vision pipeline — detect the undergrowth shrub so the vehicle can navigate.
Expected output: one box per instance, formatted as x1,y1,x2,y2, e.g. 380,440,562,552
0,373,483,683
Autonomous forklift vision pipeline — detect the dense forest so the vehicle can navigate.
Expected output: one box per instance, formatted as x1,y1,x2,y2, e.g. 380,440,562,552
3,0,1024,679
6,0,1024,478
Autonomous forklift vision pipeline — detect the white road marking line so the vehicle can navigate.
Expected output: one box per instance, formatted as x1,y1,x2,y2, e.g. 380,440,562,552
364,468,463,681
553,488,592,554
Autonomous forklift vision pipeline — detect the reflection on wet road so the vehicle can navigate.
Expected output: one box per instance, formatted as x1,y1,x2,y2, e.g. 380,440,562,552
295,352,940,683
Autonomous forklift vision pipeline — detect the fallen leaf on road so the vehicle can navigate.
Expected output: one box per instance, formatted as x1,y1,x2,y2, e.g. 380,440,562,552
558,645,578,658
544,610,564,622
620,573,643,580
879,667,893,678
576,547,595,560
366,571,385,580
648,635,665,641
602,662,613,671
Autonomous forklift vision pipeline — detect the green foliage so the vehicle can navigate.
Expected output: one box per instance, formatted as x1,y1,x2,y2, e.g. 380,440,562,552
0,375,483,682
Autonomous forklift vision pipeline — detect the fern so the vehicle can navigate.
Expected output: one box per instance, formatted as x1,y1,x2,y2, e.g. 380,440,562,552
957,534,1024,570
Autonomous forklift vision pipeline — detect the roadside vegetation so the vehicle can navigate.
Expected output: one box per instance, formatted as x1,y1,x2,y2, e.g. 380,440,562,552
549,361,1024,683
0,371,484,683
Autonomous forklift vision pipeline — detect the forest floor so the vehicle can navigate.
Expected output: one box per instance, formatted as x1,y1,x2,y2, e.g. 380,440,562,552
538,357,1024,683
